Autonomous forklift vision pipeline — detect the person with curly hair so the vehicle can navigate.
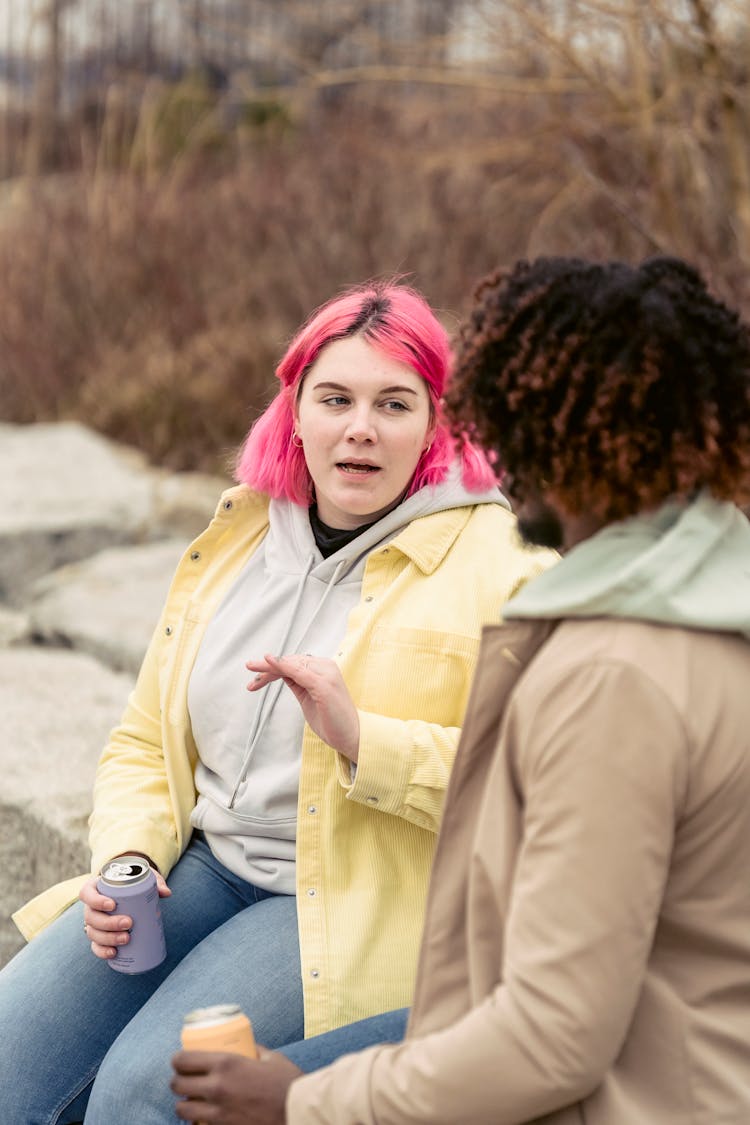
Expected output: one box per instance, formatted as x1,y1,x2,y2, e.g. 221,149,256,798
447,254,750,543
172,256,750,1123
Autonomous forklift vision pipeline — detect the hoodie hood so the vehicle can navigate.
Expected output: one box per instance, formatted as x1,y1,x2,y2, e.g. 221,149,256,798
266,461,509,583
503,493,750,639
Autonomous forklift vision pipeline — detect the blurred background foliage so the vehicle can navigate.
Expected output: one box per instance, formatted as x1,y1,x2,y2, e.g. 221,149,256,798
0,0,749,474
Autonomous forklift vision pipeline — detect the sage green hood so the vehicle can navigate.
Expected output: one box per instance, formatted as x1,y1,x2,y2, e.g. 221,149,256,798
503,493,750,639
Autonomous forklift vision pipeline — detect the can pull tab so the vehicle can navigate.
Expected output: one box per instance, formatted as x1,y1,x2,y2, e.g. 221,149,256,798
106,861,142,879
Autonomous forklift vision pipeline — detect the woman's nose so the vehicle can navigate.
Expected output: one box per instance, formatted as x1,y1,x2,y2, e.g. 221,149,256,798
345,410,377,442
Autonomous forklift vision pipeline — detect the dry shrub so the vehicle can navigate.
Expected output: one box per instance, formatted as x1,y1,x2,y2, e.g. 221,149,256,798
0,97,553,473
2,0,750,472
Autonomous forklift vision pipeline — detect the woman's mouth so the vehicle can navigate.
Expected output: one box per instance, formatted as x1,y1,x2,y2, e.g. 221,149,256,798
336,462,380,475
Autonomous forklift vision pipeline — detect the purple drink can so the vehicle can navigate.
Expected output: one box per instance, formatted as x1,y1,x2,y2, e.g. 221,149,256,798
97,855,167,974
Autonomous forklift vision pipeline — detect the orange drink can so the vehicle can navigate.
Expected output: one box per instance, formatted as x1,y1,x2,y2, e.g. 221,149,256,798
181,1003,258,1058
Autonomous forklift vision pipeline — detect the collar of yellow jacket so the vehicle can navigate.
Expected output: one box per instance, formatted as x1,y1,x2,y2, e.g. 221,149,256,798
219,484,476,577
388,506,474,574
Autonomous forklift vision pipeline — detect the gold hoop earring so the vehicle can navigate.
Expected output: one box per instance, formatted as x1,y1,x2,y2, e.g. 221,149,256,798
291,432,303,448
423,441,432,454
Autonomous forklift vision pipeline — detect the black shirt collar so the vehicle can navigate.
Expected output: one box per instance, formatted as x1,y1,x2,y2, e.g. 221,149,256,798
308,504,378,559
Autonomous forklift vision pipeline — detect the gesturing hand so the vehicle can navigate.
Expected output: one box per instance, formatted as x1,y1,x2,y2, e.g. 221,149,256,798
247,653,361,763
171,1047,302,1124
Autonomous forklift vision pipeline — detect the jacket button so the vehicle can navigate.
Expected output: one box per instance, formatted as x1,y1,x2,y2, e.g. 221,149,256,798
190,551,201,561
165,626,173,636
307,888,316,896
223,500,233,511
366,796,379,805
307,805,317,814
364,595,374,603
310,969,320,979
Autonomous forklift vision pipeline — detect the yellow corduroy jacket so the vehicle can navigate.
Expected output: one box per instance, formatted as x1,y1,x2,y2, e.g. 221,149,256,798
13,485,554,1036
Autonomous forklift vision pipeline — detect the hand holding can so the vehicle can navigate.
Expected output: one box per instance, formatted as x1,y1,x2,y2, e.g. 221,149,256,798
175,1008,260,1125
95,856,167,974
181,1004,258,1058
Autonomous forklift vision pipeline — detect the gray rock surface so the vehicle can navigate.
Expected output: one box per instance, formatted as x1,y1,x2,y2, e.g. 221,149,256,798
0,422,228,966
0,422,154,604
0,605,29,647
0,648,134,965
0,421,225,604
29,539,190,675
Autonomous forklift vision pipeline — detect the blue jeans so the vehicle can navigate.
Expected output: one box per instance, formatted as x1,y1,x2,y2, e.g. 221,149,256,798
281,1006,408,1071
0,834,304,1124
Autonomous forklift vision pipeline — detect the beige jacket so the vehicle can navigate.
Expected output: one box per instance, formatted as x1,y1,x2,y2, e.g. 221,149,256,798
288,616,750,1123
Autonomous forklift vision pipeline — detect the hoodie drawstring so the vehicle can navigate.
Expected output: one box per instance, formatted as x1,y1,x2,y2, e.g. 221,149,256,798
228,554,351,808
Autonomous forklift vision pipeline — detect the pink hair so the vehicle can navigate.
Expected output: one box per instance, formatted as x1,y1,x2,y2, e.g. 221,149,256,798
235,280,497,504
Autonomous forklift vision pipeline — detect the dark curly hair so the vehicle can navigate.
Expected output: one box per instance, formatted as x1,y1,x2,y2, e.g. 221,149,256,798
446,256,750,521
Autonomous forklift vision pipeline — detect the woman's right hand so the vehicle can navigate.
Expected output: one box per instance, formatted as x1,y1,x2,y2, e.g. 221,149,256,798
79,862,171,960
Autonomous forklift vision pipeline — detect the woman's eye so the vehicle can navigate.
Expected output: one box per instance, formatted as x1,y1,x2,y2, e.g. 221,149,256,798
322,395,349,407
383,400,408,412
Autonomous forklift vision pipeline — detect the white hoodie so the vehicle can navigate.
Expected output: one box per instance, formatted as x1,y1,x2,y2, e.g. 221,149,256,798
188,468,507,893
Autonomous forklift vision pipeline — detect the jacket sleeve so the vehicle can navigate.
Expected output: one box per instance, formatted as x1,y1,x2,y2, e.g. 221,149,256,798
330,523,557,834
88,620,183,878
287,658,688,1124
334,713,459,833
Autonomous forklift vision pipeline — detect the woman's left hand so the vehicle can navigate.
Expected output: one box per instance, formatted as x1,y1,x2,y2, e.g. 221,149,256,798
171,1047,301,1124
246,653,360,762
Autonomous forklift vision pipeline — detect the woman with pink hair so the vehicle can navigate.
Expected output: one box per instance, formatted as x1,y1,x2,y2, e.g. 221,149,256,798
2,281,553,1122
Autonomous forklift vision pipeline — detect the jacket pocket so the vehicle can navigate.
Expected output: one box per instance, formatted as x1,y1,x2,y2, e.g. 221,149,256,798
360,625,479,726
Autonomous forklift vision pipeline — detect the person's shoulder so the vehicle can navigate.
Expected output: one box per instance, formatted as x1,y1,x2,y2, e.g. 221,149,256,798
461,499,514,536
468,502,559,568
552,615,742,662
445,504,559,598
534,617,684,678
529,617,750,708
213,483,270,517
